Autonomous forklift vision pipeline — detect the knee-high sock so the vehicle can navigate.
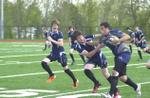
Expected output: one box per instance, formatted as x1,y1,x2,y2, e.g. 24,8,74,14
129,45,132,53
124,77,137,90
65,69,77,81
41,61,54,76
69,53,75,62
80,55,86,63
84,69,99,85
109,76,118,96
137,50,143,59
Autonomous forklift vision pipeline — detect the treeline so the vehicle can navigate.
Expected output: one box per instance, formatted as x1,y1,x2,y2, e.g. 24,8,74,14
4,0,150,39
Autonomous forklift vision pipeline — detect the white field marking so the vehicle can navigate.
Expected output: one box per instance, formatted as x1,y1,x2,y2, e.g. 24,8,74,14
0,63,146,79
56,93,102,98
0,50,42,53
12,44,43,47
0,88,6,90
0,59,84,66
0,51,149,59
36,81,150,98
0,61,41,66
0,89,58,97
0,54,47,58
0,49,112,54
0,58,83,66
136,66,146,68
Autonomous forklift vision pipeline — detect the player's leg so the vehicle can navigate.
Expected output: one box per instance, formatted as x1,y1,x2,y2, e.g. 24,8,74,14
41,55,56,83
84,63,101,93
69,48,75,65
79,54,86,63
98,53,115,88
118,52,141,97
129,44,132,53
101,68,119,98
43,40,49,51
59,53,78,87
119,75,141,96
137,48,143,60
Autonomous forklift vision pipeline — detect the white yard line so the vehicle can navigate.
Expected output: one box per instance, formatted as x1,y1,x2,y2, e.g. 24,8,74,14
0,63,146,79
136,66,146,68
0,61,41,66
0,52,148,59
36,81,150,98
0,54,47,58
0,58,83,66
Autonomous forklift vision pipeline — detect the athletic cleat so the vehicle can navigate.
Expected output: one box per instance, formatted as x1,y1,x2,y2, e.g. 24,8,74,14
92,82,101,93
136,84,141,97
114,89,122,98
73,79,79,88
114,94,122,98
47,75,56,83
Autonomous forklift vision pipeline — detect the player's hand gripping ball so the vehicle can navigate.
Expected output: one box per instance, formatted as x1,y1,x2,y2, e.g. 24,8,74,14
109,36,120,45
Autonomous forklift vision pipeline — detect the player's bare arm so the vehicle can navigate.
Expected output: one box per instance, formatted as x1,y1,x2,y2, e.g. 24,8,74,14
80,44,102,58
48,36,63,46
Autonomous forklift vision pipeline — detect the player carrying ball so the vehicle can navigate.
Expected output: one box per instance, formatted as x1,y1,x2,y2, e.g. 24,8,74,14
99,22,141,98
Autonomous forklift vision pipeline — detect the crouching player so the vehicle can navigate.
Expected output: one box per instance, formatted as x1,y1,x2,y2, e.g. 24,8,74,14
67,26,86,65
100,22,141,98
72,30,121,97
41,19,78,87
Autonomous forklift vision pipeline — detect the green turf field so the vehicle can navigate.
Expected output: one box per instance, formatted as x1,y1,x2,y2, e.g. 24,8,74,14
0,42,150,98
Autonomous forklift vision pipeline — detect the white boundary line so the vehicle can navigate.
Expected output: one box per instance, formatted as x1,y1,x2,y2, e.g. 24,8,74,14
0,63,146,79
36,81,150,98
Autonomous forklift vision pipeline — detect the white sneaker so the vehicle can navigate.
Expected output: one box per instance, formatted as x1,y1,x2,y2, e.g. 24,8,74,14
136,84,141,97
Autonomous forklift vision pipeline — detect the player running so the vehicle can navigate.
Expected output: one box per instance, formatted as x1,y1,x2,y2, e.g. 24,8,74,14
67,26,86,65
73,30,121,97
41,19,78,87
134,26,150,54
99,22,141,98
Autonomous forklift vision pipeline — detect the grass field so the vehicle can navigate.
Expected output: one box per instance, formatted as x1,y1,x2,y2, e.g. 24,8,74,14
0,41,150,98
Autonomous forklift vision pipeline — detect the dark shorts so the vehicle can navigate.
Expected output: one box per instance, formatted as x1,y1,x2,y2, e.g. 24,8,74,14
114,52,131,77
85,52,107,69
47,53,67,67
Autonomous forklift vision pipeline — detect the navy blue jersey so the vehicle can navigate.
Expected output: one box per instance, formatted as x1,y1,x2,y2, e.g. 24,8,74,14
134,31,147,48
76,35,108,67
76,35,98,58
127,30,135,39
85,35,96,42
68,31,75,44
49,31,65,55
135,31,144,41
100,29,130,56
